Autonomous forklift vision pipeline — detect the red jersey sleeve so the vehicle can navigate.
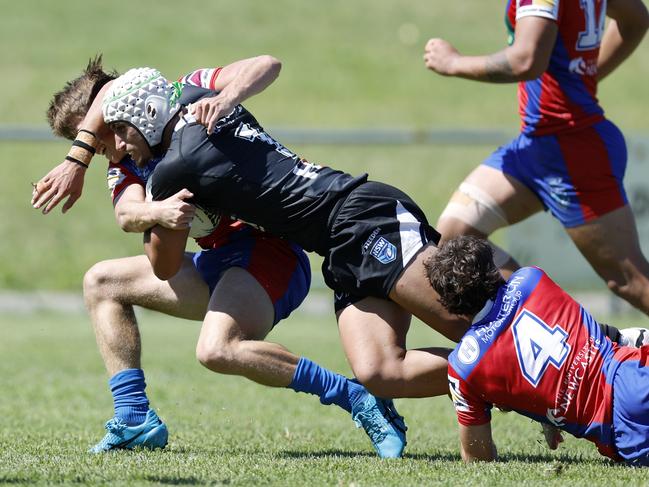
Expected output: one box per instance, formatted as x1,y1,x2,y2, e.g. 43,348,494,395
448,367,492,426
107,161,144,205
177,67,223,90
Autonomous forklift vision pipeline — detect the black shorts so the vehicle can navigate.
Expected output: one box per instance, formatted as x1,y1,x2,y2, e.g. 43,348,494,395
321,181,440,312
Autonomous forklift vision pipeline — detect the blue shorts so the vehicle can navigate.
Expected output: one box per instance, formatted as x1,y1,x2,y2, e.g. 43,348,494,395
192,237,311,325
482,119,627,227
612,355,649,465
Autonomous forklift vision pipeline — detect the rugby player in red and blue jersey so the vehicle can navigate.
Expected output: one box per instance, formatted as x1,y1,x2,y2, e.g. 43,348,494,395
426,235,649,465
425,0,649,319
41,57,407,457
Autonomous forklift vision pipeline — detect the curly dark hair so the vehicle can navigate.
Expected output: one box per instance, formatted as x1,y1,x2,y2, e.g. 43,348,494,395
425,235,505,317
46,54,119,140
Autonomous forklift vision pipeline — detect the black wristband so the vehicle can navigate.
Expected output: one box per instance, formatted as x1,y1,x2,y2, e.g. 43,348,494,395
65,155,89,169
72,139,96,154
77,129,97,139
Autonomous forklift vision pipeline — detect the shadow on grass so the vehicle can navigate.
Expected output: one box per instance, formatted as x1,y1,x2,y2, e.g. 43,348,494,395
498,452,604,465
142,475,209,485
281,449,618,467
281,449,375,459
281,449,463,461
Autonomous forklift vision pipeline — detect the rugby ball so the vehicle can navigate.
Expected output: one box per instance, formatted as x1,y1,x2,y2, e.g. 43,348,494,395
189,206,220,238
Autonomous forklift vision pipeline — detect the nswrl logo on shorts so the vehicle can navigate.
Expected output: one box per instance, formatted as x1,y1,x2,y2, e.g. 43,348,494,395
370,237,397,264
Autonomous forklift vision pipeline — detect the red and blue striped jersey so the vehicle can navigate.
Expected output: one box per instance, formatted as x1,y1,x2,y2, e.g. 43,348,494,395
447,266,635,461
506,0,606,135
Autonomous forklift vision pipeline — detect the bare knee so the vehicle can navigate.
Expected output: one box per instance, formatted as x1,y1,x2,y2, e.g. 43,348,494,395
352,362,403,398
195,336,238,374
83,261,116,306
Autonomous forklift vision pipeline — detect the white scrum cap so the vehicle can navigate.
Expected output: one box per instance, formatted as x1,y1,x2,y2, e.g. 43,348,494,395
102,67,180,148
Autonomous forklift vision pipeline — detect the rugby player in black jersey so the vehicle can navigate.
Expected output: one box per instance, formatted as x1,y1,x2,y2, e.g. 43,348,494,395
101,67,460,409
34,59,409,458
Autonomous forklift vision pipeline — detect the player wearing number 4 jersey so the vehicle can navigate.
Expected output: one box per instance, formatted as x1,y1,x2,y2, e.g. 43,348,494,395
425,0,649,317
426,236,649,466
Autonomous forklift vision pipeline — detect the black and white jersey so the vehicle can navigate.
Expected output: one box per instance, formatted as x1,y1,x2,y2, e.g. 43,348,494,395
148,86,367,254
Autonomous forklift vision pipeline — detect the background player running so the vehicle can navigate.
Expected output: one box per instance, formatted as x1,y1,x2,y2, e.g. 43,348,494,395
42,56,406,457
426,235,649,466
424,0,649,323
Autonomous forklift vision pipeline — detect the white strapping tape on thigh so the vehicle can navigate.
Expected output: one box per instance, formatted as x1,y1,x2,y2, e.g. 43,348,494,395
439,182,509,235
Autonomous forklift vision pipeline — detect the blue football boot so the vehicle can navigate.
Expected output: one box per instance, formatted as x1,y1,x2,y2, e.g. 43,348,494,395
352,394,407,458
89,409,168,453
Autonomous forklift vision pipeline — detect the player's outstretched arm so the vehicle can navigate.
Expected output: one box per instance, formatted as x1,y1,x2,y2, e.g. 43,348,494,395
32,82,113,214
423,16,557,83
598,0,649,81
143,225,190,280
459,423,497,463
190,55,281,134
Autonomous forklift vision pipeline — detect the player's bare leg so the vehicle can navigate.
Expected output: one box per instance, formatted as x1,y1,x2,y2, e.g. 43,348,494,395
337,297,441,456
436,165,544,278
195,266,297,387
337,296,451,398
437,166,649,338
83,253,207,452
196,267,408,457
567,205,649,315
83,253,209,375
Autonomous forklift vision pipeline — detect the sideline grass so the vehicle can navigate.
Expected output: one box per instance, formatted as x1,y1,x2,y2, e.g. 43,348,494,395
1,307,647,485
2,1,647,130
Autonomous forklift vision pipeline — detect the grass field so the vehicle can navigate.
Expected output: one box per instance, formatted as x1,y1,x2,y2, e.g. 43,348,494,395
3,1,647,130
2,0,647,290
2,307,648,486
2,1,649,484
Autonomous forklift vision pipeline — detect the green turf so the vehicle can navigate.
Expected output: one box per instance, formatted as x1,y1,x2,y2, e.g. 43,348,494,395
4,0,647,289
1,0,647,129
1,308,647,485
2,3,649,483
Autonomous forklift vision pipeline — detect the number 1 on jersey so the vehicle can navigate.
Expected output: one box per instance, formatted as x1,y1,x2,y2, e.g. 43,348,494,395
512,310,571,387
577,0,607,50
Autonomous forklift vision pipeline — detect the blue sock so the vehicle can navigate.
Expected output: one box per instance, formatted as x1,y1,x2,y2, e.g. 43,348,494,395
109,368,149,425
288,357,366,413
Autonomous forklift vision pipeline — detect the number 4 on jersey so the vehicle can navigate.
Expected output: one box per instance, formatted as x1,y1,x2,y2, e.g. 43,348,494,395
512,310,571,387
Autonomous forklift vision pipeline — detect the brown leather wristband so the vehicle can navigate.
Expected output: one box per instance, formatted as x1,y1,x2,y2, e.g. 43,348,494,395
67,130,99,166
